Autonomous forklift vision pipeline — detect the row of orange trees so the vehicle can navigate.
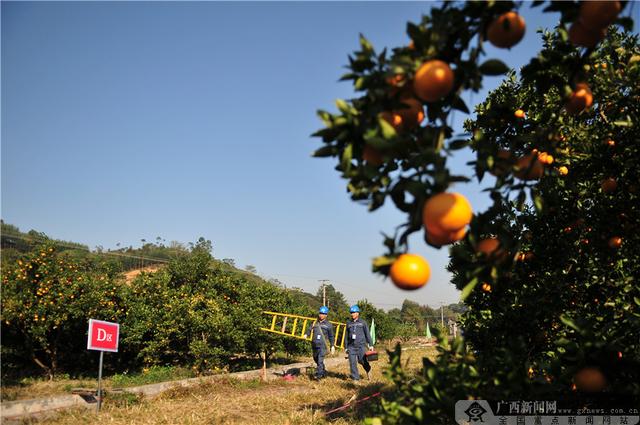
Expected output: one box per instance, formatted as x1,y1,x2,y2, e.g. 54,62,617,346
1,239,310,380
313,0,638,422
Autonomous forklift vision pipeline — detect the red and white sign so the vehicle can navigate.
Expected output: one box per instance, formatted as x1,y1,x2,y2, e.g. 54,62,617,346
87,319,120,352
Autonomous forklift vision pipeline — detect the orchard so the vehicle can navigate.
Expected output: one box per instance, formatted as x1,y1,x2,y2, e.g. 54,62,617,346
313,1,639,422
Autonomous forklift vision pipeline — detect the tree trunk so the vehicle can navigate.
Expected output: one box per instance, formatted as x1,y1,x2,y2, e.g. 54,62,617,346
32,355,53,381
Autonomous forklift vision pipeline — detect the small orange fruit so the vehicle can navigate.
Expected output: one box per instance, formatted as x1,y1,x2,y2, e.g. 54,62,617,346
396,97,425,129
601,177,617,193
558,166,569,176
514,109,525,119
363,145,384,166
565,83,593,114
537,152,554,165
386,74,405,88
608,236,622,249
606,139,615,147
573,367,607,393
569,21,607,48
380,111,403,130
481,282,492,293
476,237,504,258
413,60,454,102
423,192,473,233
515,151,544,180
487,11,526,49
579,1,621,30
389,254,431,290
381,98,424,131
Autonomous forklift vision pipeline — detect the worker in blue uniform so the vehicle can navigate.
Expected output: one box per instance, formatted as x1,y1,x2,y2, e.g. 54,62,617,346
305,306,335,379
345,305,373,381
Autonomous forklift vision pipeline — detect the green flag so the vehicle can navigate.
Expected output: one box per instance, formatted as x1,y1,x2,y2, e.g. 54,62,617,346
426,322,432,340
370,318,376,346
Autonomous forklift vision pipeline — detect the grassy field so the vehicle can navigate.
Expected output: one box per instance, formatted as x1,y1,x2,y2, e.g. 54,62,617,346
15,346,436,424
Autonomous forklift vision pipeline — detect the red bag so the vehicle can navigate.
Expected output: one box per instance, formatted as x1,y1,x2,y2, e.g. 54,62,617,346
365,350,378,361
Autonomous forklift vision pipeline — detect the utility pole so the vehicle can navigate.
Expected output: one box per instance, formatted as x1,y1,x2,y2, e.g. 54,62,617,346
318,279,330,306
440,302,445,328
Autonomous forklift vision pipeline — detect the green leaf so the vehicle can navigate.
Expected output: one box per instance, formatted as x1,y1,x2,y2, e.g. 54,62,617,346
448,139,470,150
479,59,510,76
359,34,374,53
372,256,395,268
397,406,413,416
335,99,350,115
341,143,353,172
451,95,470,114
312,145,336,158
559,315,580,331
378,117,398,140
414,406,424,421
461,277,479,301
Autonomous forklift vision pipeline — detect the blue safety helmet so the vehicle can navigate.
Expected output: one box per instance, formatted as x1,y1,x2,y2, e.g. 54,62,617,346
319,306,329,314
350,305,360,313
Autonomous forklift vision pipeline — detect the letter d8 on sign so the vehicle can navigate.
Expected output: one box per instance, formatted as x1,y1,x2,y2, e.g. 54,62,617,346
87,319,120,352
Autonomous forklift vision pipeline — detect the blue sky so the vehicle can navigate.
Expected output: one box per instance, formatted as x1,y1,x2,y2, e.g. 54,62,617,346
2,2,637,310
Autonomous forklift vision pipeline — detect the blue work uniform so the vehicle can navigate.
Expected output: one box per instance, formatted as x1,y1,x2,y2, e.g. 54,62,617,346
346,318,372,380
305,319,335,378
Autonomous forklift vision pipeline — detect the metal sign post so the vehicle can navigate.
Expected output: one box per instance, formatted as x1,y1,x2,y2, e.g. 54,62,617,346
87,319,120,413
97,351,104,412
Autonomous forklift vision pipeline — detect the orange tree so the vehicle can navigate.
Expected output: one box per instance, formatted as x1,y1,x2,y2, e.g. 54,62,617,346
312,1,637,422
1,243,124,379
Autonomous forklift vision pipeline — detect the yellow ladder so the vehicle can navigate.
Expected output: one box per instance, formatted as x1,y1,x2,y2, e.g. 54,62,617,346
261,311,346,349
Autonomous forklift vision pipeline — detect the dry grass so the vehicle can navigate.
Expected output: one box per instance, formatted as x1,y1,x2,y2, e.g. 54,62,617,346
20,346,436,424
1,377,100,402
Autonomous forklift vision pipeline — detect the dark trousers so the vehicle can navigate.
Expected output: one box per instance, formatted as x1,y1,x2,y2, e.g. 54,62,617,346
313,347,326,378
347,345,370,380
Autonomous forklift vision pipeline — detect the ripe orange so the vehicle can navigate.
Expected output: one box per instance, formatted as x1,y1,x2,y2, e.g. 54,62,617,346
514,151,544,180
425,224,467,247
579,1,621,30
608,236,622,249
386,74,405,88
389,254,431,290
476,237,503,258
396,97,425,130
422,192,473,233
413,60,454,102
380,111,403,130
514,109,525,119
558,166,569,176
537,152,554,165
606,139,615,147
565,83,593,114
573,367,607,392
601,177,617,193
487,11,526,49
481,282,492,293
489,149,513,177
363,145,384,166
569,21,607,48
381,98,424,131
